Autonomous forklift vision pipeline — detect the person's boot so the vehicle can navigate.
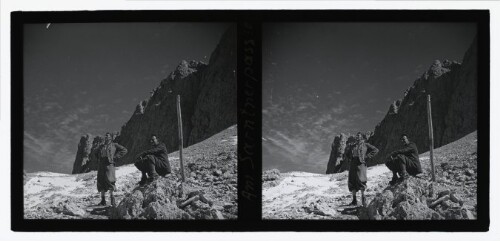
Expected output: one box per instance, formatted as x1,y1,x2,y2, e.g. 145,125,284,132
98,194,106,206
138,172,148,186
398,162,409,181
389,171,399,185
349,198,357,206
110,194,116,207
400,171,410,181
147,162,160,183
399,163,410,181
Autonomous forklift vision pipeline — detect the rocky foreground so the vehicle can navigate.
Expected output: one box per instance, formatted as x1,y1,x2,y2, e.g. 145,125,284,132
24,125,237,219
263,131,477,220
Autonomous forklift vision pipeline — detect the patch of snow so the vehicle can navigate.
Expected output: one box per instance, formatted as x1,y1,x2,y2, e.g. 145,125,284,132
24,162,151,210
24,173,89,209
366,164,391,178
263,171,344,209
30,171,68,177
263,163,394,219
115,164,140,178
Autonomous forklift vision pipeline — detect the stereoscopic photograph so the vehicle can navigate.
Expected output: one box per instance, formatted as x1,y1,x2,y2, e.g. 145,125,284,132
262,22,478,220
23,22,237,220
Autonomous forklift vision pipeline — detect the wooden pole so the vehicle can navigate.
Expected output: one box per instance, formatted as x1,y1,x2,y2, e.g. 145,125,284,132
177,95,185,182
427,95,436,182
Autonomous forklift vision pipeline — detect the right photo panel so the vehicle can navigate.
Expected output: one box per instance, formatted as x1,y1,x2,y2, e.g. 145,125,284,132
262,22,478,220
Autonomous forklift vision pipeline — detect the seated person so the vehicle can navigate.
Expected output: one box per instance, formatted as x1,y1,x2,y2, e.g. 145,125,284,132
386,134,422,185
134,134,171,185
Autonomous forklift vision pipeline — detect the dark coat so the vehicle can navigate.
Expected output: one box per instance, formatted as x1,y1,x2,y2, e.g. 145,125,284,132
346,142,379,164
138,142,169,163
94,142,128,192
391,142,421,174
95,142,128,165
135,142,171,176
346,141,379,192
392,142,419,162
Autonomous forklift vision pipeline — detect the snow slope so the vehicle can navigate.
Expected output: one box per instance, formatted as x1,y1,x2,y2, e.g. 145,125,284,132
263,164,392,219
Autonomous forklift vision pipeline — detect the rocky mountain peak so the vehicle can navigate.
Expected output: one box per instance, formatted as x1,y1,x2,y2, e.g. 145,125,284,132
165,60,207,82
421,59,460,80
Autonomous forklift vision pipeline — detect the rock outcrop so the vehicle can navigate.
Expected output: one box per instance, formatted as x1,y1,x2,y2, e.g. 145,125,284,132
327,37,477,173
72,26,236,174
109,178,223,220
72,134,93,174
72,134,112,174
263,169,282,188
358,176,476,220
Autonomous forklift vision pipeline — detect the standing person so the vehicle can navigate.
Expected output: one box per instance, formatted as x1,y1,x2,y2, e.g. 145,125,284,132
346,132,379,206
94,132,128,206
386,134,422,185
134,134,171,186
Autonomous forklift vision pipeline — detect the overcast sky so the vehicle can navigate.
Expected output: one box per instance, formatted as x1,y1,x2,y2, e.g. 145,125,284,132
24,22,231,173
262,22,477,173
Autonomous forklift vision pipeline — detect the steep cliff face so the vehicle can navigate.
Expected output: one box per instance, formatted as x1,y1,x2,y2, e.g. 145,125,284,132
327,37,477,173
72,26,236,174
72,134,93,174
188,26,237,145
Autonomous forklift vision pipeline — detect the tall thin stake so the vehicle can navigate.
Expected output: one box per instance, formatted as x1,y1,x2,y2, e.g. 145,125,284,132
177,95,185,182
427,95,436,182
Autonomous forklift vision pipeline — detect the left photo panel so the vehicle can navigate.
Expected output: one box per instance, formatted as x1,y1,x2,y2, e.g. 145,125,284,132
22,22,237,220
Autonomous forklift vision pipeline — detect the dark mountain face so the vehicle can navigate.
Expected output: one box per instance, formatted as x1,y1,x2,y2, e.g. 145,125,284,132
327,37,477,173
72,26,236,174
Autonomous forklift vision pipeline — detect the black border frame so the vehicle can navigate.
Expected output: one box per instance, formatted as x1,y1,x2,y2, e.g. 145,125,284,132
11,10,490,232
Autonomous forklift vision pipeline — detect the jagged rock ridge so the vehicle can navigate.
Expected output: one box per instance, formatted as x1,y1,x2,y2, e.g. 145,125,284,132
327,37,477,173
72,26,236,174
